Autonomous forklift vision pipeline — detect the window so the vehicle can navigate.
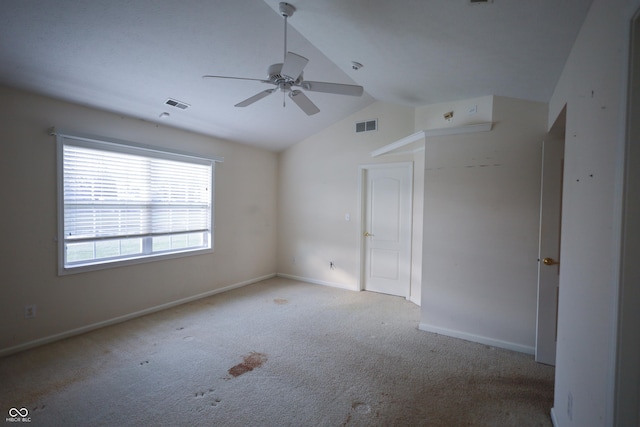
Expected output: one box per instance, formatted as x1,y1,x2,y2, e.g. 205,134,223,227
55,131,221,274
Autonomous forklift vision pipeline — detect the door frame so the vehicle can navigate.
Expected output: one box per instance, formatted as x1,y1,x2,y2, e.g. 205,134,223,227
535,108,565,366
357,162,413,295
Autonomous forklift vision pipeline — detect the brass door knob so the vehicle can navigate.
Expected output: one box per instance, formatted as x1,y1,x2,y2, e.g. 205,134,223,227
543,257,559,266
364,231,374,237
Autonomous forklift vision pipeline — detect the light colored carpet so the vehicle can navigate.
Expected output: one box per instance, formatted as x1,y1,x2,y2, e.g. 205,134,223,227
0,277,555,426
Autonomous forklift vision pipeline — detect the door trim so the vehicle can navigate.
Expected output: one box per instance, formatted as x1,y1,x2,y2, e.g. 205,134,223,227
357,161,413,295
535,109,565,366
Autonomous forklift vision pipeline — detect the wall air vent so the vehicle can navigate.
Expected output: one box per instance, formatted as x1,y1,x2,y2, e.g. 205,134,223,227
165,98,190,110
469,0,492,3
356,119,378,133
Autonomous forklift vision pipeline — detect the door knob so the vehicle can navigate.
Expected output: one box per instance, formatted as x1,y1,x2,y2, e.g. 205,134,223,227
543,257,559,266
364,231,374,237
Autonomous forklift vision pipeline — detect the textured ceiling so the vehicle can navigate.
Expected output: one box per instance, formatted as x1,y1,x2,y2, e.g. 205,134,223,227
0,0,592,151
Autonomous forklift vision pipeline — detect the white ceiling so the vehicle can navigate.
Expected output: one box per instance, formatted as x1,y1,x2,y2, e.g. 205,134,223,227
0,0,592,152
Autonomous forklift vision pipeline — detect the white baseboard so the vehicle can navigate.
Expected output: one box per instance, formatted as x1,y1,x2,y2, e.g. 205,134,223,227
277,273,359,291
418,323,535,355
550,407,559,427
0,273,276,357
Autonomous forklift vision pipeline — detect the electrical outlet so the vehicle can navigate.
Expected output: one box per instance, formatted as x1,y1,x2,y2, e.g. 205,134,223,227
24,304,36,319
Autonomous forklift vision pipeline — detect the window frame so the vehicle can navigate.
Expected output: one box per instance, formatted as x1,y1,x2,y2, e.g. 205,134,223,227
54,129,223,275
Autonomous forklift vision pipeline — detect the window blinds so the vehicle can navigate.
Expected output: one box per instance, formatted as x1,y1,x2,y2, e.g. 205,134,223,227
55,130,221,273
62,141,212,242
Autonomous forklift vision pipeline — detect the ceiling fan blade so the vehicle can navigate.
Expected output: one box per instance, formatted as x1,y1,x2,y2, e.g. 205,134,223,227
235,89,276,107
289,90,320,116
281,52,308,81
300,81,364,96
202,75,270,84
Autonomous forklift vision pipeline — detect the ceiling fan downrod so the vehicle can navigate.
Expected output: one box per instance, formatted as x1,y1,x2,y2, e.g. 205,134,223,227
279,2,296,63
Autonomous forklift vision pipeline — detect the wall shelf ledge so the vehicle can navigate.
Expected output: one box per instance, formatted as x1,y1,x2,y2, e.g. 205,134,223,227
371,122,493,157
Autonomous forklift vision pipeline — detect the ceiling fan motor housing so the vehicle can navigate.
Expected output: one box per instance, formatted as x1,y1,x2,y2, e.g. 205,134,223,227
268,63,302,89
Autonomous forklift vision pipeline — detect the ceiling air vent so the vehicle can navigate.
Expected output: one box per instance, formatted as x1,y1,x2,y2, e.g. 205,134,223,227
165,98,190,110
356,119,378,133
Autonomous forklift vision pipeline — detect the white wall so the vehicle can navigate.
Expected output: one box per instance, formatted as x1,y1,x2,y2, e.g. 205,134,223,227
548,0,640,425
277,101,425,301
419,96,547,354
0,85,278,355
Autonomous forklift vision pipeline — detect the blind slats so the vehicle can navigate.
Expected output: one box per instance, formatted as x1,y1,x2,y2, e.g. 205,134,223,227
63,142,212,242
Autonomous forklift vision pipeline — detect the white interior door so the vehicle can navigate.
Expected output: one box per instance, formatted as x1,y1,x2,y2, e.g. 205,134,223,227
535,110,565,366
361,163,413,298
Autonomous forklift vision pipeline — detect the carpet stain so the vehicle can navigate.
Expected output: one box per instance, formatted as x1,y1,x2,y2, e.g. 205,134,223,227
342,412,352,426
273,298,288,305
194,388,222,408
342,401,372,425
352,401,371,414
17,364,96,407
228,352,267,378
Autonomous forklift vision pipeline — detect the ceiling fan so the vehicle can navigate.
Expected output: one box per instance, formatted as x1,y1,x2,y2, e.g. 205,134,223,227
203,2,364,116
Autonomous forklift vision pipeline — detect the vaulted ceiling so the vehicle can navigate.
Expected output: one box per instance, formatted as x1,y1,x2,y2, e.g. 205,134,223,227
0,0,593,151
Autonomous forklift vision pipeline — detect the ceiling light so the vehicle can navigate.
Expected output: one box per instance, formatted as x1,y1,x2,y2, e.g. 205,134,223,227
159,112,170,119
